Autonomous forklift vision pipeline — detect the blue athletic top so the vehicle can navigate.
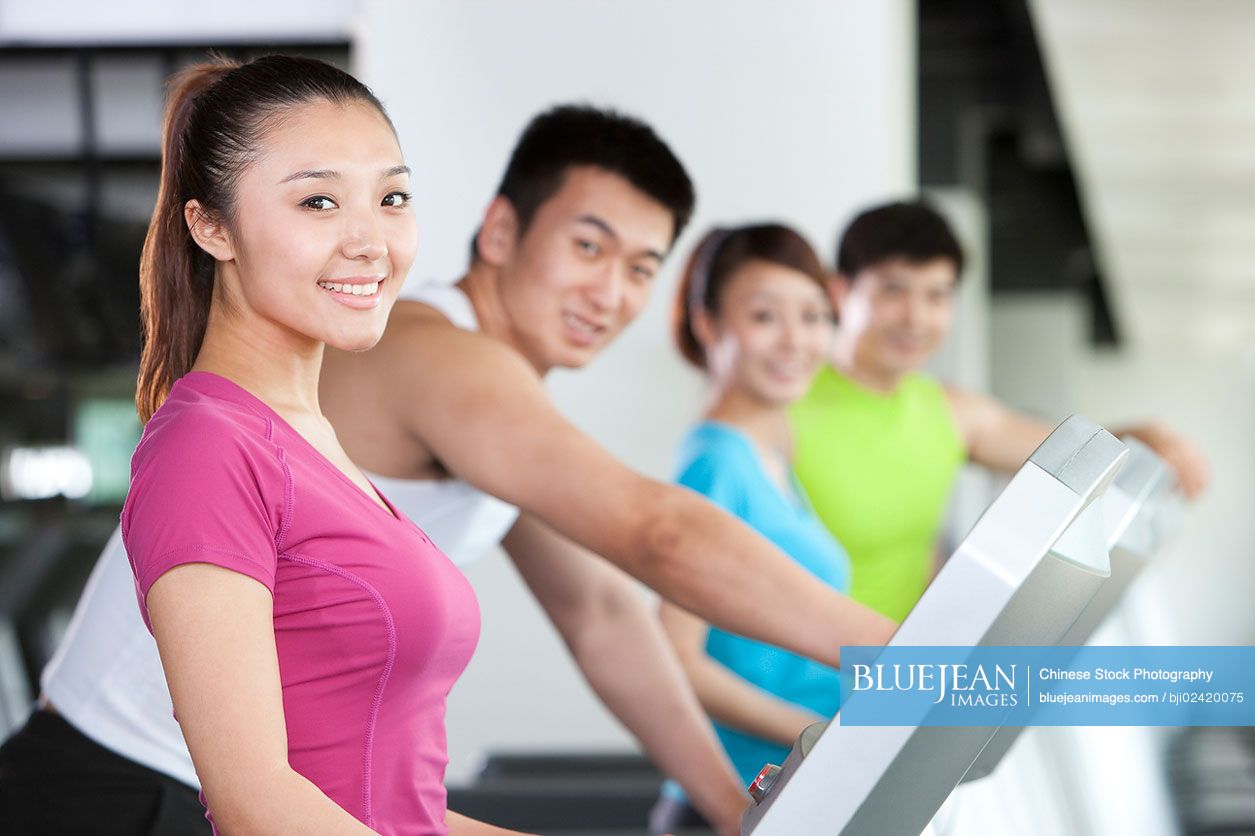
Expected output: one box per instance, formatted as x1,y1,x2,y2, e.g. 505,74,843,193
666,421,851,797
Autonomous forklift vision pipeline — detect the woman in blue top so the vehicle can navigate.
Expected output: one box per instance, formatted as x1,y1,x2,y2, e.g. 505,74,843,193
651,223,859,833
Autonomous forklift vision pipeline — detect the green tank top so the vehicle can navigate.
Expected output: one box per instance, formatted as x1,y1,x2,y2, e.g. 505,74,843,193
789,366,965,621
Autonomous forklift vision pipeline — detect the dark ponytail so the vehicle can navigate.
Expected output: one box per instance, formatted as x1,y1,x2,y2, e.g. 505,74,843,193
672,223,830,370
136,55,391,422
137,59,234,424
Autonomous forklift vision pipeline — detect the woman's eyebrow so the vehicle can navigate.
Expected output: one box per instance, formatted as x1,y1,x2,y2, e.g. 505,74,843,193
278,164,411,185
279,169,338,184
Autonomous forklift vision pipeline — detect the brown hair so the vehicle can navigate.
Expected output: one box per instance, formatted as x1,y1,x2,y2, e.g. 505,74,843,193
673,223,829,369
136,55,392,422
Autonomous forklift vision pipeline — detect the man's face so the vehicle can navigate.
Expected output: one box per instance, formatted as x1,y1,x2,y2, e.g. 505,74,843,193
496,166,675,371
834,256,958,377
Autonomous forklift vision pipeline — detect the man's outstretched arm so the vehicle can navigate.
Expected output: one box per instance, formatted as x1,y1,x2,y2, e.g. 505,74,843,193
394,324,897,672
945,385,1208,497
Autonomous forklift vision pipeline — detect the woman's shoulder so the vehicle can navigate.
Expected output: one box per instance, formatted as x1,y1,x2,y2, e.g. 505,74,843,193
130,376,287,496
677,421,756,463
674,422,757,501
122,376,290,589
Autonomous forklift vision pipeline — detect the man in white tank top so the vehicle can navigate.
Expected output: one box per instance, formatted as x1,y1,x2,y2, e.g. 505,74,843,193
15,105,897,836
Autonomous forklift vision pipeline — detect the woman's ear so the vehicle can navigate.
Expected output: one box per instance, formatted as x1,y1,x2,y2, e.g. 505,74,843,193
476,196,520,267
184,200,234,262
690,305,718,350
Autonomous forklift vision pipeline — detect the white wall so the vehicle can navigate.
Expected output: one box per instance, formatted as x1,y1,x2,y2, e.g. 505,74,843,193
355,0,915,782
988,296,1255,646
1075,349,1255,645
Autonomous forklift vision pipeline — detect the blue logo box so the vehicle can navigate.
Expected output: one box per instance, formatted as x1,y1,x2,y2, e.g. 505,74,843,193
838,646,1254,726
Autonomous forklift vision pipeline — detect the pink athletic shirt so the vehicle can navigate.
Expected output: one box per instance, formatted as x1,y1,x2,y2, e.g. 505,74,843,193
120,371,480,835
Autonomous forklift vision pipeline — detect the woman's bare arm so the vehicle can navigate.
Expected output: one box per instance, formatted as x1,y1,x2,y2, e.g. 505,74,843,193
147,564,378,835
150,564,531,835
658,600,822,748
504,514,748,835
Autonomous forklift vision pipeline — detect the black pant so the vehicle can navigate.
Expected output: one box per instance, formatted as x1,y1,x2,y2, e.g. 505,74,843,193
0,709,211,836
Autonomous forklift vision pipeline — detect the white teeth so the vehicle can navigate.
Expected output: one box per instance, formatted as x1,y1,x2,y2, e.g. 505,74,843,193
318,280,382,297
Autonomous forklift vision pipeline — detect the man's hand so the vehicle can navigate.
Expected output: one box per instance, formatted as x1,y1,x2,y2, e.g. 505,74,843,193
1123,421,1210,499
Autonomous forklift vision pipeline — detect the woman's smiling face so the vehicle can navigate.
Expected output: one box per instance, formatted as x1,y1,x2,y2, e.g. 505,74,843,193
204,98,418,354
702,259,833,407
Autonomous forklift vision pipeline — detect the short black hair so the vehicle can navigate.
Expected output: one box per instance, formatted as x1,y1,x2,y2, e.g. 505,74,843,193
836,200,965,279
491,103,695,246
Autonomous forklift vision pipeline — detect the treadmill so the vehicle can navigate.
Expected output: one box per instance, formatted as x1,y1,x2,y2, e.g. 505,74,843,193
962,436,1179,782
740,416,1127,836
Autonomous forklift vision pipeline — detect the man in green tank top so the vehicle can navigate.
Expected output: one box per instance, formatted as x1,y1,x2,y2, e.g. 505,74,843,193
791,201,1209,621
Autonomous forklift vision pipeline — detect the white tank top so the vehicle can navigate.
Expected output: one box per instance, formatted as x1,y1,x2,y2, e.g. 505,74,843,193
40,528,198,786
40,279,520,786
367,281,521,564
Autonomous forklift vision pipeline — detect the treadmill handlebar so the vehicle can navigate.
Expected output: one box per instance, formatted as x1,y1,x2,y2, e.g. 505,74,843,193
1029,415,1127,500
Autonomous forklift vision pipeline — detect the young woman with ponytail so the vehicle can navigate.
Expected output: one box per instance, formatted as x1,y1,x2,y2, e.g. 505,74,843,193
0,55,524,836
650,224,871,834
